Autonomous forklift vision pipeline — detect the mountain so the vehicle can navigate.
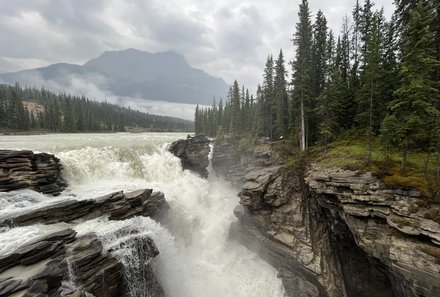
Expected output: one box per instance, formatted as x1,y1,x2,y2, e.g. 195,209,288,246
0,49,228,105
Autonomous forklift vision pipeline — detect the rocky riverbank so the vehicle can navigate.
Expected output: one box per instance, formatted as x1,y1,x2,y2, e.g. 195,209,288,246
0,189,168,297
0,150,169,297
185,137,440,297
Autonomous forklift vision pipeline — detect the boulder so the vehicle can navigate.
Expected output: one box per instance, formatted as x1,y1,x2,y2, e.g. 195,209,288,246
169,135,210,178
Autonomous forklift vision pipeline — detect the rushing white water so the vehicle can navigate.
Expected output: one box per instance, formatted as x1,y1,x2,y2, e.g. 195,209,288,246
0,133,284,297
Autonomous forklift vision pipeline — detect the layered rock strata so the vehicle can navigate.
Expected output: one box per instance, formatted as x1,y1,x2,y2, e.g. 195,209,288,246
169,135,210,178
0,189,168,228
213,145,440,297
0,150,67,195
0,189,168,297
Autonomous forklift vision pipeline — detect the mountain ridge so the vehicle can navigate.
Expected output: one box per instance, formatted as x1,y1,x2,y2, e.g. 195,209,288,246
0,49,228,105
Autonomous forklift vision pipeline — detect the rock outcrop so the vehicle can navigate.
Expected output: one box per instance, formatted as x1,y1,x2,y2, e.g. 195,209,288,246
0,189,168,228
0,150,67,195
214,145,440,297
0,188,168,297
306,166,440,297
169,135,210,177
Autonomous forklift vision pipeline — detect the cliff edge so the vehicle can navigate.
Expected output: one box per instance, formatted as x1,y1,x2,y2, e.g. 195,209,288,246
213,141,440,297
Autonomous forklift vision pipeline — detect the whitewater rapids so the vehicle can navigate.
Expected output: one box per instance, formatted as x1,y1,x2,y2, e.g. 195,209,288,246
0,133,285,297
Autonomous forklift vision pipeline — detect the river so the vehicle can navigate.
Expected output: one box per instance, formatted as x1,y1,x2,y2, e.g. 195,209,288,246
0,133,285,297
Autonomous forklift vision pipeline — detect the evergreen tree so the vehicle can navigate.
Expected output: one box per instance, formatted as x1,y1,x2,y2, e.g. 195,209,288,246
230,80,241,136
381,1,440,171
316,31,342,148
273,50,289,138
261,55,274,138
63,99,74,132
338,17,358,131
311,10,328,97
356,13,382,132
291,0,313,149
195,105,201,134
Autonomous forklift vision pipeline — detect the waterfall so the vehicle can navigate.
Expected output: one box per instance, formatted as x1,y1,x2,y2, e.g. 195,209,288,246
0,133,285,297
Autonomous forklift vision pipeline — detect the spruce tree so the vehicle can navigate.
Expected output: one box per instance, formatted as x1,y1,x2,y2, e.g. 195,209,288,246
262,55,274,139
274,50,289,138
291,0,313,149
311,10,328,97
381,1,440,171
316,31,342,148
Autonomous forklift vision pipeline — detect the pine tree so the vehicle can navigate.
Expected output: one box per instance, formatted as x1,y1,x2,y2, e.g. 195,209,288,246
381,1,440,171
356,12,384,160
195,105,201,134
291,0,313,149
274,50,289,138
316,31,342,148
311,10,328,98
338,17,358,131
356,13,382,131
230,80,241,136
261,55,274,138
359,0,375,70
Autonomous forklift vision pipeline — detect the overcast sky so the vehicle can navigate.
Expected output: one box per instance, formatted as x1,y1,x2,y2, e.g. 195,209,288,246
0,0,394,93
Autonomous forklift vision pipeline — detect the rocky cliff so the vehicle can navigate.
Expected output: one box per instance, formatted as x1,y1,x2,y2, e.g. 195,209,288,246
169,135,211,178
212,142,440,297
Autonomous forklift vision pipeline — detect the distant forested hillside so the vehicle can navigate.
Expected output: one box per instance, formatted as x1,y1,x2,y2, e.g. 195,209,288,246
0,83,193,133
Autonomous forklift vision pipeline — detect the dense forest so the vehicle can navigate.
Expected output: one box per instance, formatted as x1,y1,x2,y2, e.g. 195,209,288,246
195,0,440,171
0,84,193,133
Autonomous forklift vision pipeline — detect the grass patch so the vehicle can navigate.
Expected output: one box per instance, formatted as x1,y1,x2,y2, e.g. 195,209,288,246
383,175,430,194
310,138,440,200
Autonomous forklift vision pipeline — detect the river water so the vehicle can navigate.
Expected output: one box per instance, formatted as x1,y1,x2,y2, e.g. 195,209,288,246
0,133,284,297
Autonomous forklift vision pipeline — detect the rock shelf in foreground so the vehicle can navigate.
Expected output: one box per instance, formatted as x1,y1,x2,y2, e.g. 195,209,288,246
0,189,168,228
0,189,168,297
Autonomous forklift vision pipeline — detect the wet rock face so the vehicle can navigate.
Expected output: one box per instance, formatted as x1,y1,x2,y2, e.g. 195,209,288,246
306,166,440,297
217,143,440,297
0,189,168,297
0,189,169,228
0,150,67,195
211,141,240,176
169,135,210,178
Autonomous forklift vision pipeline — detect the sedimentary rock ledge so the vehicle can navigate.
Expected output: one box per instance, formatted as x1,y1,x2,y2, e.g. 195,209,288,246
212,143,440,297
0,188,168,297
0,150,67,195
0,225,163,297
169,135,210,178
0,189,168,228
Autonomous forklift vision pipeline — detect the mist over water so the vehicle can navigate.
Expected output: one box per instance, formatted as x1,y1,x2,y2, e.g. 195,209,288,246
0,133,284,297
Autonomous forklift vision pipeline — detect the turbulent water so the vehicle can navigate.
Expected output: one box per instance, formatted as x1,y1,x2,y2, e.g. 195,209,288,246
0,133,285,297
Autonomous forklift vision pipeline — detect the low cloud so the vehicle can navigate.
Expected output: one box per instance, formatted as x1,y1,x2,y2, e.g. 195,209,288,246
0,0,395,96
0,72,196,121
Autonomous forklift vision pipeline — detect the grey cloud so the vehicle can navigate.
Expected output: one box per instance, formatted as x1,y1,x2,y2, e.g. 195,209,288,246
0,0,396,107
